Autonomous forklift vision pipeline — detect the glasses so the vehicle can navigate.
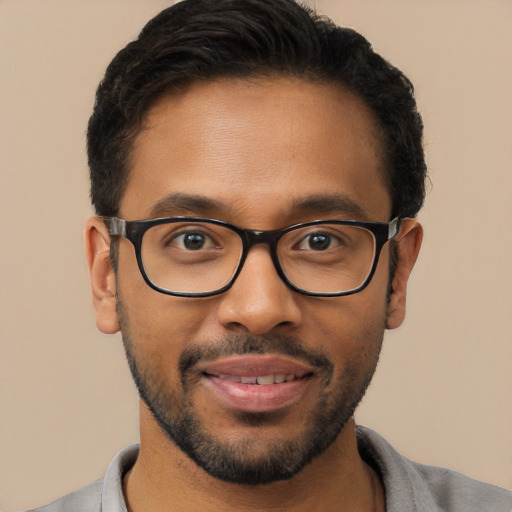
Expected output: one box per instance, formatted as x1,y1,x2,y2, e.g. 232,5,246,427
106,216,400,298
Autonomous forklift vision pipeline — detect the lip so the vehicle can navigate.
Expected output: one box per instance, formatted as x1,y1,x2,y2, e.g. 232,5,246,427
198,355,315,413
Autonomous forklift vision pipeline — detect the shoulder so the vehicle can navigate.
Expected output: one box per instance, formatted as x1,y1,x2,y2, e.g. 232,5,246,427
24,480,103,512
409,461,512,512
356,425,512,512
413,461,512,511
23,444,139,512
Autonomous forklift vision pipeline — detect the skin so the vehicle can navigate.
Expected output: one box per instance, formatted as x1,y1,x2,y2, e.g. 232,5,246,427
86,77,422,511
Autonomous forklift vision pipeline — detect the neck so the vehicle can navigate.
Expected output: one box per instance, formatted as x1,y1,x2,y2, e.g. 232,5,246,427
123,403,384,512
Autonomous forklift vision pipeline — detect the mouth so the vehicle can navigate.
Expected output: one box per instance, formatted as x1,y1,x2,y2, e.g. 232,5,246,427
210,372,308,385
198,355,315,413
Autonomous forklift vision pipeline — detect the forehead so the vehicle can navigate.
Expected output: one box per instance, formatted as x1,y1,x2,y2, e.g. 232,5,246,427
120,77,390,225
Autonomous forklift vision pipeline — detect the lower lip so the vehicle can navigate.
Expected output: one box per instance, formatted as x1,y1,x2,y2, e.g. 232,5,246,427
203,375,311,413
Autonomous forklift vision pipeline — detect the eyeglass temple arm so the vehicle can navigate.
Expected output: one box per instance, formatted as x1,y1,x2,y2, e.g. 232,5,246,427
104,217,127,237
389,217,400,239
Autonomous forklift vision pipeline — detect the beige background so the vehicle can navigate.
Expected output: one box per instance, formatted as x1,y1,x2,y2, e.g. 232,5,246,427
1,0,511,509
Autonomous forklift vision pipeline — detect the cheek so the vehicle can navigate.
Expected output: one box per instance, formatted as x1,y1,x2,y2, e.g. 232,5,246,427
116,265,219,375
300,284,388,371
306,282,388,341
121,296,215,355
116,246,215,340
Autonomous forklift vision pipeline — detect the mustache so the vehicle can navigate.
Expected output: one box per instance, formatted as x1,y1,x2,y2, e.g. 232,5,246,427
179,334,334,379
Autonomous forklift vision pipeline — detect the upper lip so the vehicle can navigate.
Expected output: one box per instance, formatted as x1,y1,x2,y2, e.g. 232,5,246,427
197,355,316,378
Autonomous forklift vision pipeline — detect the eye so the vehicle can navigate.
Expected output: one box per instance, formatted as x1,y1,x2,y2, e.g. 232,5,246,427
172,231,216,250
307,232,330,251
297,232,340,251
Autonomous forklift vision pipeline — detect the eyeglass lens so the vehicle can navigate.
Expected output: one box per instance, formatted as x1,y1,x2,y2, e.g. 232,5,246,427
140,221,376,295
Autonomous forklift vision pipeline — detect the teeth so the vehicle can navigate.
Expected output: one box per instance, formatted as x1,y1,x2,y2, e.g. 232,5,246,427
215,373,304,384
256,375,275,385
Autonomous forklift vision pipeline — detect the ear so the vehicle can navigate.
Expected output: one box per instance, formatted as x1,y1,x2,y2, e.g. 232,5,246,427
386,219,423,330
85,217,120,334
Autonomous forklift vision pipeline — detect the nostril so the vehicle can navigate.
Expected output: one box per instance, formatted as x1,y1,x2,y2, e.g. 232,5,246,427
220,321,251,334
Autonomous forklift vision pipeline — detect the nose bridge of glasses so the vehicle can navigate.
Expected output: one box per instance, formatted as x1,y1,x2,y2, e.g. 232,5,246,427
244,229,281,261
239,229,283,277
231,227,290,299
243,228,280,248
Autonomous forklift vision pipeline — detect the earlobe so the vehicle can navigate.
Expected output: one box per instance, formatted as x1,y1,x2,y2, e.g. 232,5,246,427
386,219,423,330
85,217,120,334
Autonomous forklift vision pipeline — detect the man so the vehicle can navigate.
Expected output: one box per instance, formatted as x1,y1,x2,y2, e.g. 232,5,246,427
28,0,512,510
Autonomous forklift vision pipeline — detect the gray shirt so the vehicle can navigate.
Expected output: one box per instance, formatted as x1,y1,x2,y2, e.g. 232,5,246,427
26,426,512,511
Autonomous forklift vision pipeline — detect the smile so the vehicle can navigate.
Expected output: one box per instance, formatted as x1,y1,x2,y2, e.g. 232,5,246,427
198,355,315,413
209,372,307,385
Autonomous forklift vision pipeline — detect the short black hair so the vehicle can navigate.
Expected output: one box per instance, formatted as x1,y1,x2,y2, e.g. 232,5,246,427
87,0,426,219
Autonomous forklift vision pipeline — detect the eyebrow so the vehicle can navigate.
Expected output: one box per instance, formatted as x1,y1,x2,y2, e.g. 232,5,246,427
149,193,226,218
289,194,369,220
148,192,369,221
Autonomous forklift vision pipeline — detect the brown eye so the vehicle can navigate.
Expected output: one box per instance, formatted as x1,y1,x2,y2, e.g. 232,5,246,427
170,230,215,250
306,233,331,250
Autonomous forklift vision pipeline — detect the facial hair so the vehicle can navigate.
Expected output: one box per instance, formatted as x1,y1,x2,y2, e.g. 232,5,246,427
118,302,384,485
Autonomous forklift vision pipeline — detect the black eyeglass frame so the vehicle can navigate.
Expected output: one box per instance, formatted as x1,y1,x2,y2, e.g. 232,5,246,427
105,216,401,298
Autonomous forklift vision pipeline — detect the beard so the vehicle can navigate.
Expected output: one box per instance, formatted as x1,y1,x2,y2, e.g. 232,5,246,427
118,302,383,486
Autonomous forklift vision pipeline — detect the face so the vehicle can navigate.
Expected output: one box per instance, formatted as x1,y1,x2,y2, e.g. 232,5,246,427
88,77,421,485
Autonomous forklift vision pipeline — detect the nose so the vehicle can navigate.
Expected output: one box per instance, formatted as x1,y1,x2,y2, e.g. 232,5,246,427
216,245,303,335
